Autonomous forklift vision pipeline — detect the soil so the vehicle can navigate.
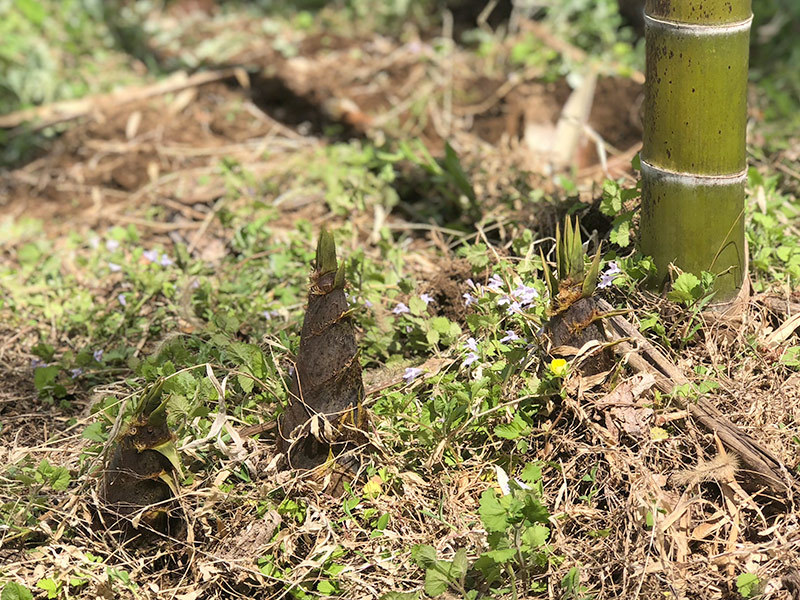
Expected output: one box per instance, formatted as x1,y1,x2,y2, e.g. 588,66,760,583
1,23,644,239
472,75,643,164
423,257,476,324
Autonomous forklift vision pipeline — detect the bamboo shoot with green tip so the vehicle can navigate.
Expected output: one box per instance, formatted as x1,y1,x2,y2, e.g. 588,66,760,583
277,229,366,493
100,378,182,536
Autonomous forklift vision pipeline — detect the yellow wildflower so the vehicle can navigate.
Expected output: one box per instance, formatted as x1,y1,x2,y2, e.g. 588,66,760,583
549,358,568,377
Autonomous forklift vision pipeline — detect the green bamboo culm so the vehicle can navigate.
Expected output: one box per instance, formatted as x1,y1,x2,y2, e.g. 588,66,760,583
640,0,752,302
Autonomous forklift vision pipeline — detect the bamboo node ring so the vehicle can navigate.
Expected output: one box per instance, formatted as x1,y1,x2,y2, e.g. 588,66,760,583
643,14,753,36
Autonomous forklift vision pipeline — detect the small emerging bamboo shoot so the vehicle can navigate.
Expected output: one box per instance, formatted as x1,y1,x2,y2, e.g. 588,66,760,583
101,378,182,534
277,229,366,490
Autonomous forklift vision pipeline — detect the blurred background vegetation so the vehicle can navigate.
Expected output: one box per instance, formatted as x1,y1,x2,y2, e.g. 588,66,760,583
0,0,797,164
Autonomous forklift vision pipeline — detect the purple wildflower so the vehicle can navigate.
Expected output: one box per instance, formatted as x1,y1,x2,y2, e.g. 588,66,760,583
506,301,522,315
93,349,104,362
364,299,373,308
498,295,522,314
403,367,424,383
31,358,47,369
108,262,122,272
159,254,173,267
70,368,83,378
486,274,504,293
464,352,479,367
190,280,200,289
598,274,615,289
420,293,435,306
598,261,622,289
463,292,477,307
142,249,159,263
512,284,539,306
105,239,120,251
466,337,479,352
500,330,519,343
118,293,127,307
393,302,410,315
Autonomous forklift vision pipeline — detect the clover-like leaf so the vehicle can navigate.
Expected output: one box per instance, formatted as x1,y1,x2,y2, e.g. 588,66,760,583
479,489,509,532
521,523,550,548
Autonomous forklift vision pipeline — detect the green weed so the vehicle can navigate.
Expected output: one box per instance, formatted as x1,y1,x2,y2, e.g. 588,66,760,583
747,167,800,288
396,462,555,599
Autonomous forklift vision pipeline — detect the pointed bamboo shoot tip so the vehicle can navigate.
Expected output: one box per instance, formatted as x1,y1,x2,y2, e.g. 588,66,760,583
334,262,346,289
316,228,339,276
147,395,171,428
142,378,165,416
